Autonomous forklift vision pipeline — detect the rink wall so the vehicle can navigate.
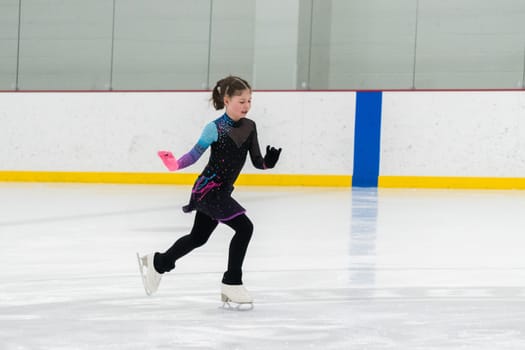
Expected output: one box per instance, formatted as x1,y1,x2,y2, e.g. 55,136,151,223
0,91,355,187
1,90,525,189
379,91,525,189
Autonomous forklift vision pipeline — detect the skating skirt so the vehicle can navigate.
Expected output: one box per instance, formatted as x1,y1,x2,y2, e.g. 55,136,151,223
183,187,246,222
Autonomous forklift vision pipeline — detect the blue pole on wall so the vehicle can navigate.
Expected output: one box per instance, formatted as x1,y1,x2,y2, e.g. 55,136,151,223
352,91,383,187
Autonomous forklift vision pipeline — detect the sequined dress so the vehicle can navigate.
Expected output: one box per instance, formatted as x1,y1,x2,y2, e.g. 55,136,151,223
177,114,265,221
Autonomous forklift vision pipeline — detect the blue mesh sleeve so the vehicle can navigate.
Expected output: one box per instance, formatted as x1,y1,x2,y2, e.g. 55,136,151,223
177,122,218,169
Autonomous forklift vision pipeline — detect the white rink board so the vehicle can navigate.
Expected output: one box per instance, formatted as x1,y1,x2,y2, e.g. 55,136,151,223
3,90,525,180
380,91,525,177
0,91,355,175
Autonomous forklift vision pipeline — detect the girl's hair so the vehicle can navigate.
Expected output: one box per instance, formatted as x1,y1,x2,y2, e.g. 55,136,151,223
211,76,251,110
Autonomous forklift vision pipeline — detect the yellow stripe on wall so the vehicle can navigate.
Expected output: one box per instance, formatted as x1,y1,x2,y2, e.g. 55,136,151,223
379,176,525,190
235,174,351,187
0,171,352,187
0,171,196,185
2,171,525,189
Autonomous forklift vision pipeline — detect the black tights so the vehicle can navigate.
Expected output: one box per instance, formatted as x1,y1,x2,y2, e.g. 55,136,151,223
154,211,253,285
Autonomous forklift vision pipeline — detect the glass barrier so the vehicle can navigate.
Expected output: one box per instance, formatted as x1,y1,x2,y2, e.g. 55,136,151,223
1,0,524,90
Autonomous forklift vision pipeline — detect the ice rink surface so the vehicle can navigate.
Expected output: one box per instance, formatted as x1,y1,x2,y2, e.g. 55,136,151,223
1,182,525,349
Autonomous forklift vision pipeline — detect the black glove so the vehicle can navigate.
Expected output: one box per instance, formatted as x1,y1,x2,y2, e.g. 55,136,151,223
264,145,282,168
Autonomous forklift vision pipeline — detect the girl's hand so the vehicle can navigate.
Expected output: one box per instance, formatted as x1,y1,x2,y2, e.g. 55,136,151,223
263,145,282,169
157,151,179,171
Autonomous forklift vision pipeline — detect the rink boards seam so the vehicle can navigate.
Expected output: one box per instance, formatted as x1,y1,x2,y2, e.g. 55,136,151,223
1,171,525,189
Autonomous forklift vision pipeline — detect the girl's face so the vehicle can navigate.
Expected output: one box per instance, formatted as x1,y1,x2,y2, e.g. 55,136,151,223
224,89,252,121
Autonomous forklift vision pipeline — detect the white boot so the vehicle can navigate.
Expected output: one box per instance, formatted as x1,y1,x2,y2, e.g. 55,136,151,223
136,253,162,296
221,283,253,304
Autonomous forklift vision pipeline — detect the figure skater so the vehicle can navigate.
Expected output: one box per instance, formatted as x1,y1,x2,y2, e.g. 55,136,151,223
137,75,281,307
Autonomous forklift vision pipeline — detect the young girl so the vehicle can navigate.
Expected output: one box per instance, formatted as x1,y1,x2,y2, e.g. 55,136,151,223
138,76,281,306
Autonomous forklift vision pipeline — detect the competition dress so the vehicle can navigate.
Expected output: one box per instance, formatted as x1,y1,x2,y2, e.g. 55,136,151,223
177,113,266,221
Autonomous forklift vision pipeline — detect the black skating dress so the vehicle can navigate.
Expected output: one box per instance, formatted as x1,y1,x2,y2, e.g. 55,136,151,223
177,113,266,221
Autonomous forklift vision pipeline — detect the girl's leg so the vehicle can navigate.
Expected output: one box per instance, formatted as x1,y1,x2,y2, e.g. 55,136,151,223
221,214,254,285
154,211,218,273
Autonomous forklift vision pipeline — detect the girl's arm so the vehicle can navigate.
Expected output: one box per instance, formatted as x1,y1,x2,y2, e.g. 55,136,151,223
249,123,281,169
248,124,265,169
158,122,218,171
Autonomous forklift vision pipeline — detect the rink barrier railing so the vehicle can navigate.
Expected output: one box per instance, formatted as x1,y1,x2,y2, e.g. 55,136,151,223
1,171,525,189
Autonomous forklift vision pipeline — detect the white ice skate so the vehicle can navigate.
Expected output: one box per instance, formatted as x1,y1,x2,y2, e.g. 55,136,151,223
136,253,162,296
221,283,254,310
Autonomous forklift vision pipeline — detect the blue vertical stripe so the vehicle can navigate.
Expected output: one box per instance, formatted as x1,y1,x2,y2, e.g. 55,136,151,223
352,91,383,187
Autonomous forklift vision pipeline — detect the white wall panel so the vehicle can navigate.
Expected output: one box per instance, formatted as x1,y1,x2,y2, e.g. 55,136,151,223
0,91,356,175
251,92,355,174
381,91,525,177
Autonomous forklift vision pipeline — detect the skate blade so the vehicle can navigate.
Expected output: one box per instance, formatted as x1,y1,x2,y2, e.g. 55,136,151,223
220,294,254,311
221,301,254,311
136,252,152,296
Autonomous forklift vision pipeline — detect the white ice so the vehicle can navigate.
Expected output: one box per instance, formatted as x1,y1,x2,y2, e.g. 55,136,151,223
1,183,525,349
